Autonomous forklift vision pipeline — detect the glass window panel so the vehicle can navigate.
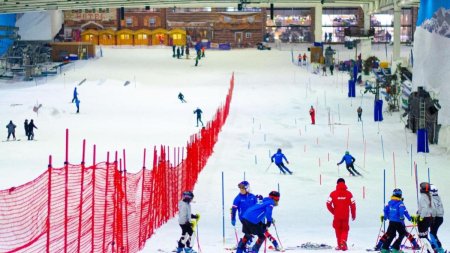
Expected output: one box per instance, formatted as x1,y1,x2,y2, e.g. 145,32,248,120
322,14,358,26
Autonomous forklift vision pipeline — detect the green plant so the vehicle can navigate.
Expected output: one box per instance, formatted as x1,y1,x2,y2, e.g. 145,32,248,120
363,56,379,75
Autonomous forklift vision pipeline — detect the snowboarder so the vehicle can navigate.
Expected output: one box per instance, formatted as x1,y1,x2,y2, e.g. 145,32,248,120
178,92,186,103
380,188,413,253
27,119,37,140
337,151,361,176
326,178,356,251
24,119,29,139
75,98,80,113
193,107,204,127
270,148,292,175
236,191,280,253
309,105,315,125
72,87,78,103
357,106,362,122
430,184,445,253
417,182,435,252
176,191,200,253
6,120,16,141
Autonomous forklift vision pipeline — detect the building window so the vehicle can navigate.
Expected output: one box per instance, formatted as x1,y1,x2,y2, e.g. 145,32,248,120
126,17,133,27
370,8,413,43
322,8,359,43
149,17,156,27
245,32,252,38
265,8,312,43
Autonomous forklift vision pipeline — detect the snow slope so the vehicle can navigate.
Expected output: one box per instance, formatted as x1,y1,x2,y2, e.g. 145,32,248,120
0,45,448,253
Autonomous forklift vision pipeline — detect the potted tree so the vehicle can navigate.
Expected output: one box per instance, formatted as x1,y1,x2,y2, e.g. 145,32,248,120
363,56,379,75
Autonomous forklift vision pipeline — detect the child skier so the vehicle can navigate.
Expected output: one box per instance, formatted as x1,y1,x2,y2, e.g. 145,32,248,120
417,182,435,252
236,191,280,253
231,182,282,251
176,191,200,253
309,105,315,125
380,188,412,253
270,148,292,175
326,178,356,251
430,184,445,253
337,151,361,176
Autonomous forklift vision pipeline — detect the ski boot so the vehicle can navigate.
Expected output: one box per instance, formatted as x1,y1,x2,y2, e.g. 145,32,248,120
339,241,348,251
391,249,404,253
184,247,197,253
176,247,183,253
272,240,284,251
380,249,390,253
435,248,446,253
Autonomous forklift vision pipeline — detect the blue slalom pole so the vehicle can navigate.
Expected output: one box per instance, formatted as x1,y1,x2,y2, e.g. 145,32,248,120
383,169,386,231
222,171,225,244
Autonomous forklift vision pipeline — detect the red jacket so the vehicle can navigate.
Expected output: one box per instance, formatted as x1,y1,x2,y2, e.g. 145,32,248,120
326,182,356,220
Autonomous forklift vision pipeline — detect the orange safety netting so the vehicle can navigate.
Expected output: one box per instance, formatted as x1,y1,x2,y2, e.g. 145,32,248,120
0,73,234,253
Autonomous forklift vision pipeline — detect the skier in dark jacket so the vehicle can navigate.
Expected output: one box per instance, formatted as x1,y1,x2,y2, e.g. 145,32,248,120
337,151,361,176
27,119,37,140
6,120,16,140
236,191,280,253
24,119,29,139
193,107,204,127
380,189,412,253
271,148,292,175
178,92,186,103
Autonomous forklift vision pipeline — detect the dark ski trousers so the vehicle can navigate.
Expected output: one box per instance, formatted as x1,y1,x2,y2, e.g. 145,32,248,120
430,217,443,248
178,223,194,249
346,163,360,176
237,219,265,253
382,221,407,251
196,117,203,127
7,131,15,140
275,162,292,174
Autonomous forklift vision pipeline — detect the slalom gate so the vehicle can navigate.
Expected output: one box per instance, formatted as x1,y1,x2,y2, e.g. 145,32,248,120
0,73,235,253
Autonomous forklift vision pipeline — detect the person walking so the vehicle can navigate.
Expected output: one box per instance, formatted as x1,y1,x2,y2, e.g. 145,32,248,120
337,151,361,176
357,106,362,122
178,92,187,103
380,188,412,253
6,120,16,141
193,107,204,127
176,191,200,253
24,119,29,139
303,53,307,65
330,64,335,75
430,184,445,253
309,105,315,125
72,87,78,103
236,191,280,253
270,148,292,175
27,119,37,140
75,98,80,113
326,178,356,251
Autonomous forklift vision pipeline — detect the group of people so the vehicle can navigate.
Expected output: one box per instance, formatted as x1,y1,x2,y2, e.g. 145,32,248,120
297,53,308,66
5,119,37,141
379,182,445,253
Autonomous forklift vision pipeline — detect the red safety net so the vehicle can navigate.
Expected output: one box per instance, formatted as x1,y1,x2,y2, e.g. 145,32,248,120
0,73,235,253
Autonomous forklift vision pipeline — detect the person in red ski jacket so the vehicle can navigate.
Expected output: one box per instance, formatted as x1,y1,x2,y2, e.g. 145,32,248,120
309,105,315,125
326,178,356,251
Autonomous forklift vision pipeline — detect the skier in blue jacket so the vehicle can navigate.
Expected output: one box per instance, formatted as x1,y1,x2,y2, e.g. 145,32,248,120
236,191,280,253
271,148,292,175
380,188,412,253
337,151,360,176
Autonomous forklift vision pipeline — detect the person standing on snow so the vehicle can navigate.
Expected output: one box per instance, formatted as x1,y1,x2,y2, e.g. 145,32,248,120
337,151,361,176
309,105,315,125
357,106,362,122
270,148,292,175
27,119,37,140
380,188,412,253
6,120,16,141
416,182,435,252
75,98,80,113
303,53,307,65
176,191,200,253
193,107,204,127
430,184,445,253
326,178,356,251
24,119,29,139
236,191,280,253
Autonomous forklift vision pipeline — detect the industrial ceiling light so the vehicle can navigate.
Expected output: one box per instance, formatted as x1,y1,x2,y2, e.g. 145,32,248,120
321,0,325,4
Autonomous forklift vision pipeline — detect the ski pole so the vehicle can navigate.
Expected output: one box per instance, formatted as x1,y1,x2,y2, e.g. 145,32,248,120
374,218,384,249
234,226,239,245
272,222,284,250
265,162,272,172
196,222,202,253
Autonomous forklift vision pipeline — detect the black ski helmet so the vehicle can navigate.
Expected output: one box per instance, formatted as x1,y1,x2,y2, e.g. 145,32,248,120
182,191,194,201
392,188,402,198
269,191,280,201
420,182,430,193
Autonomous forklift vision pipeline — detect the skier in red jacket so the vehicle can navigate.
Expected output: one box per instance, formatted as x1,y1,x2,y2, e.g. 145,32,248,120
326,178,356,251
309,105,315,125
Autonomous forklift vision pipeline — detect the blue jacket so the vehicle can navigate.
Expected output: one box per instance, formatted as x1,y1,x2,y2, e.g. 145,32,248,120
384,196,411,223
338,154,355,166
73,88,78,97
271,151,288,164
242,197,275,224
231,193,257,221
